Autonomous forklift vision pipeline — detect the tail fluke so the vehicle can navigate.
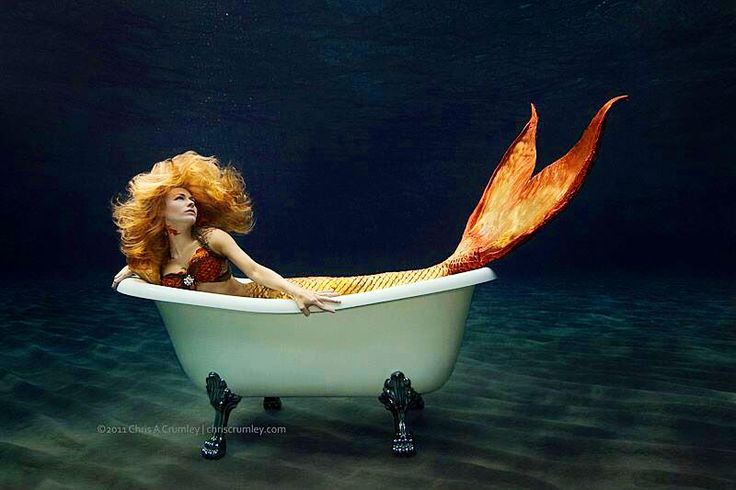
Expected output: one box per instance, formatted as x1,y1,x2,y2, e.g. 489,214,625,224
237,96,626,299
443,95,627,274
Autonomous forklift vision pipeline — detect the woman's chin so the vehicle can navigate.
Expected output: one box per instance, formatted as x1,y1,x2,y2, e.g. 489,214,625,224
168,216,196,226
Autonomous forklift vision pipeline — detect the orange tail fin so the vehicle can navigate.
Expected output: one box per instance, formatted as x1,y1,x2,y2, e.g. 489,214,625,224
443,95,627,274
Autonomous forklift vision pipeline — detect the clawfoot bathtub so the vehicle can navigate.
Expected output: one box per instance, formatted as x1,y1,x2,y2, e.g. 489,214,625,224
116,267,496,459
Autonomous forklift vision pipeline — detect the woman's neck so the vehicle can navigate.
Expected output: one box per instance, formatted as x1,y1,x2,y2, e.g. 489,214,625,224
166,223,196,259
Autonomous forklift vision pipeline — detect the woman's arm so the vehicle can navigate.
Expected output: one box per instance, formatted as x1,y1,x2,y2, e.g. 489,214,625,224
205,228,340,315
111,265,136,289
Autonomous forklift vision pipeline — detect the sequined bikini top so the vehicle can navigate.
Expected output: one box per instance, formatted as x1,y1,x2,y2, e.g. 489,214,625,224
161,227,232,290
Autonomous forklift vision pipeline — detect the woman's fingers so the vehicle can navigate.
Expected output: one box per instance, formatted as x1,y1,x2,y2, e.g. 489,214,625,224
316,292,341,303
114,267,130,280
297,301,310,316
293,290,341,316
112,268,134,289
314,299,336,313
300,304,310,316
112,274,122,287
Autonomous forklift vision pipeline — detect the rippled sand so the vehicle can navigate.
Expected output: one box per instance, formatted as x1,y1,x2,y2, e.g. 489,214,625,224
1,272,734,489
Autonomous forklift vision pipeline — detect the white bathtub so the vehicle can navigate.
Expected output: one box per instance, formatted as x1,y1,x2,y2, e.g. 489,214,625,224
116,266,495,458
117,267,495,396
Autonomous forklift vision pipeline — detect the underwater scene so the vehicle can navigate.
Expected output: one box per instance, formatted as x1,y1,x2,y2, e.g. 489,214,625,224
2,273,734,488
2,1,734,488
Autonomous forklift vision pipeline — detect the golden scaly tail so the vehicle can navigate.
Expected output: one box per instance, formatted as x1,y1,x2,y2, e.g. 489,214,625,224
242,96,627,299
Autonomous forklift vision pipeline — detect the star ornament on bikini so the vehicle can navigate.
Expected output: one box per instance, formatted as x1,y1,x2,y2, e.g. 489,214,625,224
183,275,195,287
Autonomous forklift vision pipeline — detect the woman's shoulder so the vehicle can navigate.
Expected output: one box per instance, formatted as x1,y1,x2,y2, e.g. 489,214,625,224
194,226,232,255
194,225,229,240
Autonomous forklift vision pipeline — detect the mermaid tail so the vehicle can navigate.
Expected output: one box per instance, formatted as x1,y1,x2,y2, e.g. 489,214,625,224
242,96,626,299
442,95,627,273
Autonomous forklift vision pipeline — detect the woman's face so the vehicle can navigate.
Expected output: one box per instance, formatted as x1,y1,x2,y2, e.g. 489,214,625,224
164,187,197,225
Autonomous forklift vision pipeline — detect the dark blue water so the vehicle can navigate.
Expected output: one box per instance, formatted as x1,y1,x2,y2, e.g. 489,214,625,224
1,272,734,488
2,1,735,487
1,1,734,278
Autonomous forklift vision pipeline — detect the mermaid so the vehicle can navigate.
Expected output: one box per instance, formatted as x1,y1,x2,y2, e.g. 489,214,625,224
111,96,626,316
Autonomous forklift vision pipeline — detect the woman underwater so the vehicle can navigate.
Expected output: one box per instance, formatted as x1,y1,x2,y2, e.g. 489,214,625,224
111,96,625,316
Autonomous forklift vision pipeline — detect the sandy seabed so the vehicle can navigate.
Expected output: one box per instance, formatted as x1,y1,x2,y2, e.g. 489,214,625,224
1,272,734,489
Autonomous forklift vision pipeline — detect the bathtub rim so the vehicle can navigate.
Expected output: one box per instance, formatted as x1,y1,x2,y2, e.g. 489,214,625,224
116,266,496,314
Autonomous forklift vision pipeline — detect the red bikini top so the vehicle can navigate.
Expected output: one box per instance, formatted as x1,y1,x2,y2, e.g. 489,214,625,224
161,227,232,290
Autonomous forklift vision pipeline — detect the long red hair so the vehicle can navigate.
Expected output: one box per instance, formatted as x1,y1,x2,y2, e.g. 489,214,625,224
111,150,254,284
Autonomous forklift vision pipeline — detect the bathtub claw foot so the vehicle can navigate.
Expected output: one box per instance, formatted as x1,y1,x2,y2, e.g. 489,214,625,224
392,433,416,456
201,372,242,460
413,394,425,411
263,397,282,411
378,371,421,457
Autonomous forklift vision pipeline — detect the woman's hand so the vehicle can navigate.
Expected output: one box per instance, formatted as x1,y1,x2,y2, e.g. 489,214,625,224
290,288,341,316
111,265,135,289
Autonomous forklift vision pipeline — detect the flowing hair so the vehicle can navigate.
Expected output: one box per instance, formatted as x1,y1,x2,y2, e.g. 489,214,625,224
111,150,255,284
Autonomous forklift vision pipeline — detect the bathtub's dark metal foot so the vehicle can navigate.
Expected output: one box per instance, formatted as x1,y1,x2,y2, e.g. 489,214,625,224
378,371,422,457
263,397,282,411
414,393,425,411
201,372,242,460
